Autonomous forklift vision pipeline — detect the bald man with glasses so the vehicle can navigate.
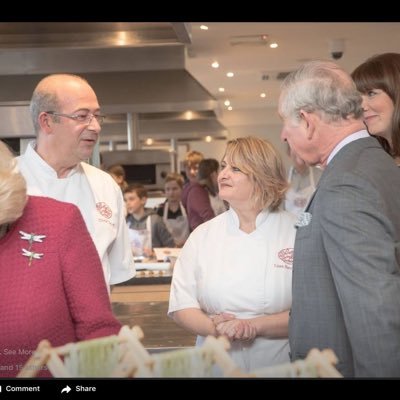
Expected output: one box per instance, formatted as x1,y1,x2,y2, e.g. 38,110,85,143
17,74,135,289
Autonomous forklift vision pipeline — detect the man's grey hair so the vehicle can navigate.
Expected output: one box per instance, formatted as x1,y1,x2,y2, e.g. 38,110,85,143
30,74,89,135
279,60,363,123
30,91,60,134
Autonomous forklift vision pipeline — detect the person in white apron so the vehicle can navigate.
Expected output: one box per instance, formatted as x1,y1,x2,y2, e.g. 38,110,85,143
127,215,153,257
157,173,190,247
284,144,322,217
125,183,175,258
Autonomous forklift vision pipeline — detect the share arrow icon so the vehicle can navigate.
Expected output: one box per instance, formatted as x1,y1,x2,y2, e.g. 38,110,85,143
61,385,72,394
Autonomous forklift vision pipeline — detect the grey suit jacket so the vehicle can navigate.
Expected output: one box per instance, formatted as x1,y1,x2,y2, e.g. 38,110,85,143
289,137,400,377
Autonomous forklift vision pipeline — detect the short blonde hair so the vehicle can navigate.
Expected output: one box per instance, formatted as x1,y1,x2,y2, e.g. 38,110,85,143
222,136,288,211
183,150,204,168
0,141,27,225
165,172,185,189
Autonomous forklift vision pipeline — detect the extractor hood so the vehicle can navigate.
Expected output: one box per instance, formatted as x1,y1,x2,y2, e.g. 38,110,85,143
0,22,226,142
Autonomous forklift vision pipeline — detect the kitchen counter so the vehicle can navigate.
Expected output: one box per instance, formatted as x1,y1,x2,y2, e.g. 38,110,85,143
115,269,172,286
111,285,196,350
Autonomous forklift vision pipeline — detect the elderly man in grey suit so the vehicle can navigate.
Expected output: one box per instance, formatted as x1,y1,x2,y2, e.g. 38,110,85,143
278,60,400,377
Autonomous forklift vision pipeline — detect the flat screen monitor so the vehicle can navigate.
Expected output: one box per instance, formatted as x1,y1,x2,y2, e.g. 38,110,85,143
3,138,20,155
123,164,156,185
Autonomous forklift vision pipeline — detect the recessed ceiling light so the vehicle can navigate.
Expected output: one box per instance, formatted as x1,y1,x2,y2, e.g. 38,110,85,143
270,43,278,49
184,111,193,120
145,138,154,146
260,93,266,98
205,136,212,142
116,32,128,46
218,87,225,92
224,100,231,106
200,25,209,30
211,61,219,69
226,72,234,78
227,106,233,111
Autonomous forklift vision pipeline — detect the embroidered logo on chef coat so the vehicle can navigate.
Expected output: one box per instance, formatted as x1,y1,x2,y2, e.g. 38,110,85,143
96,202,112,219
278,248,294,265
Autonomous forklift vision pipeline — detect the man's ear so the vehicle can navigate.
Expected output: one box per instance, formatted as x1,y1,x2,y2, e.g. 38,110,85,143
38,112,53,134
299,110,316,140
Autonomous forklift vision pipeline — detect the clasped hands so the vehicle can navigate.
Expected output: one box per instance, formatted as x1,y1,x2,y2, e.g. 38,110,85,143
210,312,257,342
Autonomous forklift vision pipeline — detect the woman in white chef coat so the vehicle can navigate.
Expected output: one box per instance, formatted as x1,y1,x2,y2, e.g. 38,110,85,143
168,136,297,373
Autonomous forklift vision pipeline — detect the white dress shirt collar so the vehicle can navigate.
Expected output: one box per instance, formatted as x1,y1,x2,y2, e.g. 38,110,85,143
327,130,370,165
27,140,81,178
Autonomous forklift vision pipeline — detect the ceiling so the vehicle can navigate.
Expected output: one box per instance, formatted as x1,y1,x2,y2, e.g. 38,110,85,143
0,22,225,148
0,22,400,149
185,22,400,135
0,22,190,49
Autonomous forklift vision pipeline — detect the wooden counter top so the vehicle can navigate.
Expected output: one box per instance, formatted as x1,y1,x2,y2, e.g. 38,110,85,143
115,267,173,286
111,285,196,349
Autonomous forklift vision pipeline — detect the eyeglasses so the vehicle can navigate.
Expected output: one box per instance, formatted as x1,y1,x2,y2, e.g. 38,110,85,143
45,111,106,126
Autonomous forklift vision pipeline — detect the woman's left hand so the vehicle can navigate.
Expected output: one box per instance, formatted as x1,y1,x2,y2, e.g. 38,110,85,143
216,319,257,342
210,312,235,326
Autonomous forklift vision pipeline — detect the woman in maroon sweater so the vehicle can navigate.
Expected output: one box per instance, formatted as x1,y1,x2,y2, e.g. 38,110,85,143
0,141,122,377
181,151,215,232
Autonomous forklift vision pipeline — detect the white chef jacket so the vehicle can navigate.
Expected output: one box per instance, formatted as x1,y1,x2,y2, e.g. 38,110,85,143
168,207,297,373
17,141,135,286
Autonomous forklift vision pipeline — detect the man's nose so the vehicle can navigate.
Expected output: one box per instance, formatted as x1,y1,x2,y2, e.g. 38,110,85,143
87,115,101,130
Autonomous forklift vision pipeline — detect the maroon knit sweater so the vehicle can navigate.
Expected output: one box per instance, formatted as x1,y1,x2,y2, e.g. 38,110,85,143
181,181,215,232
0,196,122,377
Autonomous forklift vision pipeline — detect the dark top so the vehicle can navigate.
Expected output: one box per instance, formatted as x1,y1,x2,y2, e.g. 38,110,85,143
156,201,184,219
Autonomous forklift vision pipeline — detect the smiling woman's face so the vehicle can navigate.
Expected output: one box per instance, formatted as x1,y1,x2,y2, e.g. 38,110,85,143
361,89,394,144
185,162,200,182
218,158,253,207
